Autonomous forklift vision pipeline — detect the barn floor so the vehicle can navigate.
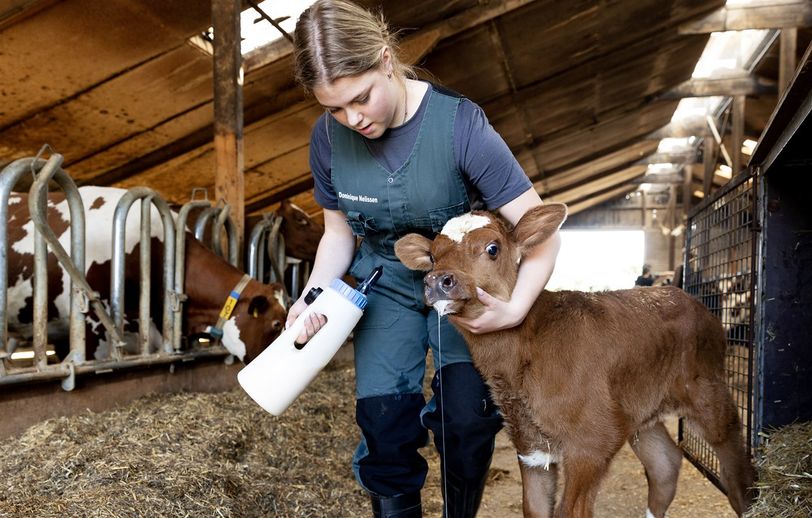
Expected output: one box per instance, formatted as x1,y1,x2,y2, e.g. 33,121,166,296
0,345,735,517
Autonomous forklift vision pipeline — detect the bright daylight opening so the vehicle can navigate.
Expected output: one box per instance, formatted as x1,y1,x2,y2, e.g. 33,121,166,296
190,1,315,56
547,230,645,292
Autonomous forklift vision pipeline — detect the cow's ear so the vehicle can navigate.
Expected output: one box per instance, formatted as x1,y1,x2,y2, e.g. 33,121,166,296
248,296,270,318
513,203,567,256
395,234,434,271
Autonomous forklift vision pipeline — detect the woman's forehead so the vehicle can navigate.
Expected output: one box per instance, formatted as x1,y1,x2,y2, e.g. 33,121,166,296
312,71,379,107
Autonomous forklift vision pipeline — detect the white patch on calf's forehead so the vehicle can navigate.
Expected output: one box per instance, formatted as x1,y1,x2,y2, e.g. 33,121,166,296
274,289,287,311
221,317,246,361
440,214,492,243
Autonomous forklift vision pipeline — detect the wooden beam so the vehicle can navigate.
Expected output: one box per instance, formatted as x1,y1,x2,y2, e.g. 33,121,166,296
631,172,686,185
212,0,245,250
680,2,812,33
245,175,315,214
534,140,658,194
543,165,648,204
702,137,717,196
565,185,639,216
691,163,729,188
638,152,698,165
84,0,536,189
646,124,711,139
731,95,745,174
246,0,538,72
779,28,798,96
660,76,776,100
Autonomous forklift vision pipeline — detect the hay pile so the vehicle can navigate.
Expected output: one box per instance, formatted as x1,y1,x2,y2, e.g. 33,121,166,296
0,360,445,517
745,421,812,518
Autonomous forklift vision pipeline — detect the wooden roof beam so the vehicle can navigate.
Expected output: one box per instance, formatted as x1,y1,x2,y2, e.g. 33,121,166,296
680,1,812,34
542,164,648,204
564,185,639,216
534,140,659,194
246,0,538,72
660,75,777,99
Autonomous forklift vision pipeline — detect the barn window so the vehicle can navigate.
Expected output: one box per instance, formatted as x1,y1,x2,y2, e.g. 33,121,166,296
547,230,645,292
188,0,315,67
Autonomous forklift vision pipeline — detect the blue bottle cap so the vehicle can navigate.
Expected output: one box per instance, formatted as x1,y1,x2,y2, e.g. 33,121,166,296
330,278,368,310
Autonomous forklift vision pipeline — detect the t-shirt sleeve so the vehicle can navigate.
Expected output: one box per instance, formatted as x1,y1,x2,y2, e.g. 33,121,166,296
310,114,339,210
454,99,533,210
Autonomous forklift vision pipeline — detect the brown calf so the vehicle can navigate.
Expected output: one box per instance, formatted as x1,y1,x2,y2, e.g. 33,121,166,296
394,204,754,518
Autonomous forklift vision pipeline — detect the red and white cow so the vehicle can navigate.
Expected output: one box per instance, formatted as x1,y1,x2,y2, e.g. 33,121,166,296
395,204,754,518
6,187,286,363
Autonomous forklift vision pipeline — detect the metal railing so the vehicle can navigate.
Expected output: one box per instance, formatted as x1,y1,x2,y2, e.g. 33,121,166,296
0,154,241,389
680,168,758,489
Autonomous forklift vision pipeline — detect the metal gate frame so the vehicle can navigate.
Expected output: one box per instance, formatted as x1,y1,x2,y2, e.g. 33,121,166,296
679,167,759,490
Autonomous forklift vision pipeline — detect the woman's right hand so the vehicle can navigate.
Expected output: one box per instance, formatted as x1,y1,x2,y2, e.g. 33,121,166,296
286,298,327,344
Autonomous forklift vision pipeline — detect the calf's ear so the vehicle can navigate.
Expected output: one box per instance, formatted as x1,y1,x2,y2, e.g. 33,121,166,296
248,296,270,318
395,234,434,271
513,203,567,255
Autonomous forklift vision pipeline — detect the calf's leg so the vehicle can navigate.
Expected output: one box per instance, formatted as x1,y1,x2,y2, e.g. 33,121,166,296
556,455,610,518
629,422,682,518
685,378,755,516
518,460,557,518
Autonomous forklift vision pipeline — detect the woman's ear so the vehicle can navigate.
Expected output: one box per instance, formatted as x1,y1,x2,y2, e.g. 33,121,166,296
380,46,393,75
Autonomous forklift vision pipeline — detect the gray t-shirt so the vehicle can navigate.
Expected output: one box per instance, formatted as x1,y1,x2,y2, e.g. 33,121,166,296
310,82,532,211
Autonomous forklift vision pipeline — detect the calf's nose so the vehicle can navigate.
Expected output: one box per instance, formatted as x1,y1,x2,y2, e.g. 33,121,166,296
426,271,457,296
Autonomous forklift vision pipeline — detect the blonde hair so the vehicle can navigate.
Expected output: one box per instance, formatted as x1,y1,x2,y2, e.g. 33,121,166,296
293,0,413,93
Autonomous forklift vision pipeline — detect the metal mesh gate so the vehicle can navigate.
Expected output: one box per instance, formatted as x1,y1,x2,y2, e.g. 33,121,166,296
680,169,757,488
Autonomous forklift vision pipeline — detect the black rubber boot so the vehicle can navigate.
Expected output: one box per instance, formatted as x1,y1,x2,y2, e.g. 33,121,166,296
370,492,422,518
441,468,489,518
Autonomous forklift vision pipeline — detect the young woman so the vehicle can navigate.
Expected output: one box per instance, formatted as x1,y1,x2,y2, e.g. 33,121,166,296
289,1,561,516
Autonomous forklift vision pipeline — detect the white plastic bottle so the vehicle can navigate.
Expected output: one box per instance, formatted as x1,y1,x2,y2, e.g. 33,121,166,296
237,267,382,416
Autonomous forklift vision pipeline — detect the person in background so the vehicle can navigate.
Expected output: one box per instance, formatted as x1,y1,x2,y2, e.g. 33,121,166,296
635,264,654,287
288,1,561,516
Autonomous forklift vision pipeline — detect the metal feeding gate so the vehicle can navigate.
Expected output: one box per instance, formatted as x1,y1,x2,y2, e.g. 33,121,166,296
680,170,758,488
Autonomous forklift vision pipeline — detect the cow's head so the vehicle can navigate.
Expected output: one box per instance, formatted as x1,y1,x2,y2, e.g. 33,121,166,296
218,282,287,363
395,204,567,319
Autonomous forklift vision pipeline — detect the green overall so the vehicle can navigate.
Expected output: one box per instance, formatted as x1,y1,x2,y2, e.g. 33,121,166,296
331,87,502,498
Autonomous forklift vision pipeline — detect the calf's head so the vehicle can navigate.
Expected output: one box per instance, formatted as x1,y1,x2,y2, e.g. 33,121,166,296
227,285,287,363
395,204,567,319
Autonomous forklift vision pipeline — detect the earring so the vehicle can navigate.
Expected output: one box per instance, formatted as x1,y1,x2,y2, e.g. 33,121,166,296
387,72,392,80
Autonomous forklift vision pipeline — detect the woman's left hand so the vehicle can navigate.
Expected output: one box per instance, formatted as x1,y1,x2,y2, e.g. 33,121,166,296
450,287,525,334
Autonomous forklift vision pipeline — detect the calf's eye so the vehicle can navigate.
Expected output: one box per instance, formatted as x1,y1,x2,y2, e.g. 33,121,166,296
486,243,499,258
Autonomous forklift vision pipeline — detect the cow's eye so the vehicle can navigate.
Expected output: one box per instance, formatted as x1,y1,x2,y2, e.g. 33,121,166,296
486,242,499,258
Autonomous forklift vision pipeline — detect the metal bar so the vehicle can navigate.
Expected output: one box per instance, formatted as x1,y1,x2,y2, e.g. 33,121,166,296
33,202,48,369
0,346,232,386
27,154,92,364
193,206,216,242
112,188,176,356
174,199,210,350
247,217,271,279
139,196,153,355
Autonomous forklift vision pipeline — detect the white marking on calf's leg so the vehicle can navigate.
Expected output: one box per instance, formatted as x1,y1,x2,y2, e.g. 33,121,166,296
518,450,558,471
646,509,656,518
440,214,491,242
221,317,246,361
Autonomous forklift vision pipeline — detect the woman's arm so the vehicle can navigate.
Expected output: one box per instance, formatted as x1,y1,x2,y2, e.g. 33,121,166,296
286,208,357,342
452,188,561,334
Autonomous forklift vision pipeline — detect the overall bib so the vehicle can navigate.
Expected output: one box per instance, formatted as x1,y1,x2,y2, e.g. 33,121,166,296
331,88,503,508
